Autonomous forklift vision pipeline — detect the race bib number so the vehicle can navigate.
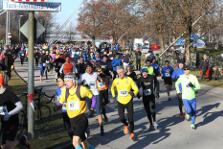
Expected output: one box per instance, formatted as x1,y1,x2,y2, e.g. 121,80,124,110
68,101,80,111
99,82,105,88
165,72,170,77
89,82,96,87
120,90,129,97
144,89,152,96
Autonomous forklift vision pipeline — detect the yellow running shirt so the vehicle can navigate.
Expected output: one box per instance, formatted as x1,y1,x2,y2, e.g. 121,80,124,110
111,77,139,105
59,86,93,118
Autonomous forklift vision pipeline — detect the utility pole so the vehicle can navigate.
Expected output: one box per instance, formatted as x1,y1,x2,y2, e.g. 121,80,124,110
27,11,35,138
19,15,23,44
5,11,9,45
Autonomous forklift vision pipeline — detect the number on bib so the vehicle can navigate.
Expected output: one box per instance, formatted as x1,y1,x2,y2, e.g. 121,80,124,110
120,90,128,97
144,89,152,96
99,82,105,88
68,101,80,110
165,72,170,77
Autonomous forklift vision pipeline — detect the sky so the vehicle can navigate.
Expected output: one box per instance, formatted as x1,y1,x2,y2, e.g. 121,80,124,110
55,0,84,28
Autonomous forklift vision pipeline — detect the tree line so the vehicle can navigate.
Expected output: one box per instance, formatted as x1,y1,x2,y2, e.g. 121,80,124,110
77,0,223,64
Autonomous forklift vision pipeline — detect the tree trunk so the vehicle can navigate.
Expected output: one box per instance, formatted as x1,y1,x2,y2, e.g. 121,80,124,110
184,16,193,65
158,33,165,65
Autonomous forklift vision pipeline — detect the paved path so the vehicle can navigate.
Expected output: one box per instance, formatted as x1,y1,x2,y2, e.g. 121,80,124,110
14,60,223,149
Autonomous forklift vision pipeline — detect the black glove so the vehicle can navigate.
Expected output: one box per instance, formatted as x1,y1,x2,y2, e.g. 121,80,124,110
155,93,160,99
130,91,134,97
137,93,141,99
188,82,195,88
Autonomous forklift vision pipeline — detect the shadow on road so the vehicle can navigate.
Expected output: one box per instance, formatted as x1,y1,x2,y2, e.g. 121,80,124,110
196,102,223,128
127,115,184,149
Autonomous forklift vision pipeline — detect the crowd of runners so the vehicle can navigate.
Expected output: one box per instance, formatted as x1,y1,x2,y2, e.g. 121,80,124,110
0,42,208,149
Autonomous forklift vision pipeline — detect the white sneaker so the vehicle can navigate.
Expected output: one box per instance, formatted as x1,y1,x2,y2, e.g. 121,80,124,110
153,122,158,130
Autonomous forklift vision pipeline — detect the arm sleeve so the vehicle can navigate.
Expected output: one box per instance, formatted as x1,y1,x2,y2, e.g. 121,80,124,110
154,76,160,94
111,79,116,98
59,64,64,74
80,86,93,99
130,78,139,96
171,70,176,79
8,101,23,116
73,66,78,74
175,77,181,94
193,76,200,91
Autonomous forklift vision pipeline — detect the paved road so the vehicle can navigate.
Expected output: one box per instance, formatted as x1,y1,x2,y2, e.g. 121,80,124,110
14,60,223,149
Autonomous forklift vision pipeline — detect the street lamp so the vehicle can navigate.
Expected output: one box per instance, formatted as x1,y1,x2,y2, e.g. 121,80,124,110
19,15,23,44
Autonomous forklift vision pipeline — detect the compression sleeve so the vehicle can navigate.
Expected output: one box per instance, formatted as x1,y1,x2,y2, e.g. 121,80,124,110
8,101,23,116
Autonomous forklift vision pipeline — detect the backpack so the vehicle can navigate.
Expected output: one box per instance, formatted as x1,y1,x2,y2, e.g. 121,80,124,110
65,85,85,101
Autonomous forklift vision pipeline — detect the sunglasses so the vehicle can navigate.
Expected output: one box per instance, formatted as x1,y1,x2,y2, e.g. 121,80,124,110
184,68,190,70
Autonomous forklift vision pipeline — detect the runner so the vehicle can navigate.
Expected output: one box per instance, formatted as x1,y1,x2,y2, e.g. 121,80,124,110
59,73,94,149
172,62,185,118
55,76,73,139
126,65,137,83
60,57,77,76
39,50,48,81
139,68,159,130
81,63,104,136
96,66,109,122
0,74,28,149
111,66,139,141
175,66,200,129
111,54,122,79
135,48,142,71
161,60,174,101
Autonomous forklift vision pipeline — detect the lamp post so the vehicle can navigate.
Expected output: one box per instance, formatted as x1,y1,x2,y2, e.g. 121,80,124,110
19,15,23,44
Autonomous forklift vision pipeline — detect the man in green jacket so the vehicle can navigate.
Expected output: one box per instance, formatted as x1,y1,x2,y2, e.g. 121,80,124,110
175,66,200,129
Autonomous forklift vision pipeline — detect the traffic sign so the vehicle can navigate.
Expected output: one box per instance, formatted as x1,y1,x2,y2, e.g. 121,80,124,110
20,18,45,39
10,0,48,2
3,0,61,11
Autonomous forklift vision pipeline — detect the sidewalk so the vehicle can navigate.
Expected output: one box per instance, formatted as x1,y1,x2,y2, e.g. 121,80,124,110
14,59,57,93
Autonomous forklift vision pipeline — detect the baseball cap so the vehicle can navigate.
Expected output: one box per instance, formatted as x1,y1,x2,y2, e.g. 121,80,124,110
141,67,148,73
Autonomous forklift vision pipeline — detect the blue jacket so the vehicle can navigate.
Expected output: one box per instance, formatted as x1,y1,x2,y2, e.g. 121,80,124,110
171,68,184,80
172,68,184,92
162,66,174,78
151,63,160,76
112,58,122,72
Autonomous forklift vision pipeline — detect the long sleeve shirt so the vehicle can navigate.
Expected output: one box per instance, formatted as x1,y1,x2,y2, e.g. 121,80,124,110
175,74,200,100
111,77,139,105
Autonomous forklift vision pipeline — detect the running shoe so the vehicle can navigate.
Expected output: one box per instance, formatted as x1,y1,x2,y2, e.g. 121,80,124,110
130,133,135,141
153,122,158,130
190,124,196,129
123,125,129,135
148,125,155,131
185,114,191,121
19,134,31,149
76,145,83,149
